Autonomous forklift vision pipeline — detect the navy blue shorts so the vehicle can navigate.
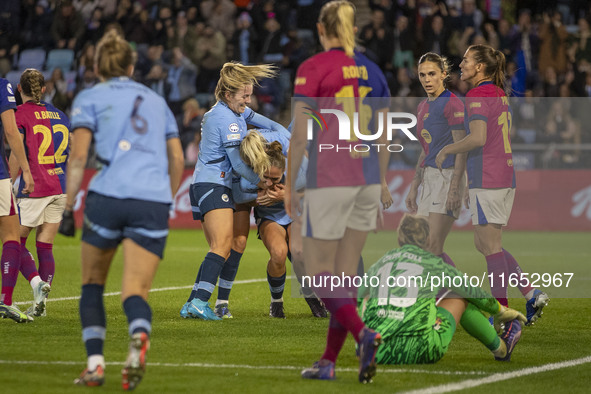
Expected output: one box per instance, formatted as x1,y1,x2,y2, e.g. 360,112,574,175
190,183,234,221
82,192,170,258
255,216,290,240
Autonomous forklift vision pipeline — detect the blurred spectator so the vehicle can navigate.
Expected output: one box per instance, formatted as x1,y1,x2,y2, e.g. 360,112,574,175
51,0,86,51
194,24,226,93
43,67,73,112
391,15,414,69
135,43,164,81
73,0,99,22
256,17,287,64
124,7,153,45
511,10,540,90
573,17,591,65
232,12,258,65
459,0,483,33
0,0,20,73
144,64,170,99
152,5,174,47
84,6,107,44
539,11,569,77
422,15,449,55
179,98,205,152
201,0,237,41
497,19,513,57
75,42,95,83
74,67,99,95
543,67,560,97
21,0,54,51
165,47,197,115
167,11,199,55
96,0,117,20
359,9,394,70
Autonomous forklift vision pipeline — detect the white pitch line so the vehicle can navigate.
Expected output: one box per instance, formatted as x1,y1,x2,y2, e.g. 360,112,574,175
14,277,271,306
401,355,591,394
0,359,486,376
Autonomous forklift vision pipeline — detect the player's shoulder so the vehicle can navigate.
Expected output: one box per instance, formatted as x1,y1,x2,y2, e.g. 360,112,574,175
42,101,69,121
205,101,239,126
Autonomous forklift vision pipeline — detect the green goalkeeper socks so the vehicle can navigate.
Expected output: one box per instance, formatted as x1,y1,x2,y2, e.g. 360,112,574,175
460,303,501,351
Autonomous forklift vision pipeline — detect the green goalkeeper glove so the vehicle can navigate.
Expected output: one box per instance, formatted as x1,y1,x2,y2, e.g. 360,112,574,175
493,305,527,333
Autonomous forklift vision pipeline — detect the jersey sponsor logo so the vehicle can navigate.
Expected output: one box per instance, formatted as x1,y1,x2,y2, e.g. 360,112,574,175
423,113,429,120
227,134,240,141
221,193,229,202
341,65,368,80
454,111,463,118
47,168,64,176
420,129,432,143
295,77,306,86
220,171,225,178
8,96,15,102
507,159,513,167
229,123,239,133
6,83,13,95
469,102,482,108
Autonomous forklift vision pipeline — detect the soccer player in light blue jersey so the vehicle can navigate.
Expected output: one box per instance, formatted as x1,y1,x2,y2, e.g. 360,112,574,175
59,31,184,390
234,130,327,319
180,62,290,321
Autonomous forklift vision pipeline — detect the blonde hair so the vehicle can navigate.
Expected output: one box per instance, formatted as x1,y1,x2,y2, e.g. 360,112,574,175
319,0,356,57
95,30,135,79
215,62,277,103
19,68,45,103
397,214,430,249
240,130,285,178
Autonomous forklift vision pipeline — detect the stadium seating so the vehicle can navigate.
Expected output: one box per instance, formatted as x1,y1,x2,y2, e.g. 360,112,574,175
45,49,75,72
4,70,22,88
17,48,46,70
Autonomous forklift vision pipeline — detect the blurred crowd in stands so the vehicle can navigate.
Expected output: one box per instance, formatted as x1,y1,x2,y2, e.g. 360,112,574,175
1,0,590,168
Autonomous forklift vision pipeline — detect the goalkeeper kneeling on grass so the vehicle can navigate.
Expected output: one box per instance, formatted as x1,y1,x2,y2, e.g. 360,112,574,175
358,214,526,364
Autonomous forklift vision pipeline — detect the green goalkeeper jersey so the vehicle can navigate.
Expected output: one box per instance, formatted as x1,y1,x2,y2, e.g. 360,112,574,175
358,244,500,338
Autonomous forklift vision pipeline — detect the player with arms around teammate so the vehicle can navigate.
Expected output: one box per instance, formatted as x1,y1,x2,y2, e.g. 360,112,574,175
286,0,390,383
59,30,184,389
181,62,289,321
405,53,466,268
359,214,526,364
435,45,548,325
0,76,35,323
8,69,70,318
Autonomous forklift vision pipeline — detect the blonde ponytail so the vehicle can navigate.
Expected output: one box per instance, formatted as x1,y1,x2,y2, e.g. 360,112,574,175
319,1,356,57
240,130,271,178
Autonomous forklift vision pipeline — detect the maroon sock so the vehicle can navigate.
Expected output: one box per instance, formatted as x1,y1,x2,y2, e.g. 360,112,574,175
1,241,21,305
438,252,456,268
333,303,365,342
503,248,532,297
321,315,348,363
485,251,508,306
19,243,39,282
37,242,55,285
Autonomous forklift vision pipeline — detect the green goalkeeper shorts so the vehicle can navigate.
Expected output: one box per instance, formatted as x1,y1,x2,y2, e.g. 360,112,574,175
375,306,456,365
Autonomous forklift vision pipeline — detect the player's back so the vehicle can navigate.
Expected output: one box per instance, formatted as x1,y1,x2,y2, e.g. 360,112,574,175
71,77,178,204
465,82,515,189
15,101,70,198
294,49,389,188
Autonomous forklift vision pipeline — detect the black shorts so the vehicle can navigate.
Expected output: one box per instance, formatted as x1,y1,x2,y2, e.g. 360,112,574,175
189,183,234,221
82,192,170,258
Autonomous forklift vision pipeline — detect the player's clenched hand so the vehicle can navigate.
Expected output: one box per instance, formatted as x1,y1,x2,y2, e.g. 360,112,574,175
58,209,76,237
435,147,449,171
494,305,527,332
21,170,35,195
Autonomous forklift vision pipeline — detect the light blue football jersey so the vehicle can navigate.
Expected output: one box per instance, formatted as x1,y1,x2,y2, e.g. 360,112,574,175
71,77,179,204
192,101,289,188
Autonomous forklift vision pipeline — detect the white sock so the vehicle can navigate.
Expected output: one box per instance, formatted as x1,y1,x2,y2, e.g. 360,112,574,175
215,299,228,307
271,297,284,303
492,340,506,358
87,355,105,371
525,289,535,300
30,276,42,289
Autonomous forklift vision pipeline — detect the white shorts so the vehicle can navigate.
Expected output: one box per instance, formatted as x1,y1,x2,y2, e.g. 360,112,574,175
417,167,466,219
301,184,381,240
469,188,515,226
0,178,18,217
18,194,67,227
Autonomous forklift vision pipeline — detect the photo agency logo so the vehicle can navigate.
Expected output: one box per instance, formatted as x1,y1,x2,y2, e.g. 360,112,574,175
304,104,418,153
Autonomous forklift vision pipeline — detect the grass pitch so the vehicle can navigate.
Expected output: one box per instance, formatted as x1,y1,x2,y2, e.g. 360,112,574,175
1,229,590,393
